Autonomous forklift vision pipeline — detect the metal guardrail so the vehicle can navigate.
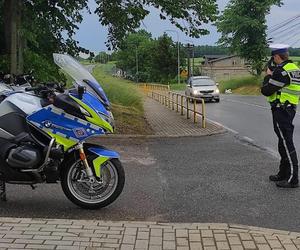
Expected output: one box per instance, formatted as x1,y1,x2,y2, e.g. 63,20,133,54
148,91,206,128
139,83,170,93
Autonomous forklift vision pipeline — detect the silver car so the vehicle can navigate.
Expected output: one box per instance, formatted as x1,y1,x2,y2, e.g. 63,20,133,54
185,76,220,102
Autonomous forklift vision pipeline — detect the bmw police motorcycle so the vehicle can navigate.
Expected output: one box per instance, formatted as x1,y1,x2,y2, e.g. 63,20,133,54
0,54,124,209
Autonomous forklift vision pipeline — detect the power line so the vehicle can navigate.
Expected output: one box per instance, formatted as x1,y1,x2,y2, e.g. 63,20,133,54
270,24,300,42
268,14,299,30
268,21,300,37
276,34,300,44
268,14,300,34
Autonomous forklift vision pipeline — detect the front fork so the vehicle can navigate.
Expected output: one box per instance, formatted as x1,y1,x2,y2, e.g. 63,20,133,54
77,143,96,183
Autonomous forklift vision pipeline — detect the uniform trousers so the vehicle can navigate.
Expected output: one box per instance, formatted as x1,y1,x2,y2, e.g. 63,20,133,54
272,105,298,183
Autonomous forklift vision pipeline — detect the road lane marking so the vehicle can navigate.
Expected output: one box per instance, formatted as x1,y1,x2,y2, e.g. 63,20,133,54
242,136,254,143
223,97,300,117
222,98,269,110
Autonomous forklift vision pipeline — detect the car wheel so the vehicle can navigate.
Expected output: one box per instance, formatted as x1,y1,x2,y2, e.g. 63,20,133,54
215,98,220,103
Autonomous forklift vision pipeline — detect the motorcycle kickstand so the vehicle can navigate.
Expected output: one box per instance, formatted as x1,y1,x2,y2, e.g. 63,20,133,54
0,180,7,202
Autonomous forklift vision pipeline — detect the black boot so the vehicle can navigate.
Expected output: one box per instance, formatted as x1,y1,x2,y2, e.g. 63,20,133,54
276,179,299,188
270,161,290,182
269,174,287,182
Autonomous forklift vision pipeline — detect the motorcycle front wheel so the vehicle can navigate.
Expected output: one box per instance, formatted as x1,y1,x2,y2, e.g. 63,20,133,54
61,156,125,209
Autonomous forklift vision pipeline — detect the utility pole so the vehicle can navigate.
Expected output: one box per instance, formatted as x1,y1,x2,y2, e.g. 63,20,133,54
186,43,194,79
185,40,195,76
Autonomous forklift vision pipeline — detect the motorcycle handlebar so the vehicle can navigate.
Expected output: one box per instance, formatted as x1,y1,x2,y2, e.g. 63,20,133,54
25,82,65,93
25,86,43,92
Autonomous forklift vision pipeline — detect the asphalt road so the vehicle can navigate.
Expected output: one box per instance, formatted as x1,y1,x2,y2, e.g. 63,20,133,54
2,136,300,232
204,94,300,158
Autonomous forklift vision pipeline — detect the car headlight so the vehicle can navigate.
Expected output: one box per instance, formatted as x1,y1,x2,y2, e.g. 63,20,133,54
193,90,198,95
215,88,220,94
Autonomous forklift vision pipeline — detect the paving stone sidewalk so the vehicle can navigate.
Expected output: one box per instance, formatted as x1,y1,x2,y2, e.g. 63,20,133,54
0,217,300,250
144,98,224,137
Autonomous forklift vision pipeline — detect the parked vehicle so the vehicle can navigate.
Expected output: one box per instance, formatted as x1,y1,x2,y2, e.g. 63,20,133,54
0,54,124,209
0,71,36,102
185,76,220,102
0,71,35,86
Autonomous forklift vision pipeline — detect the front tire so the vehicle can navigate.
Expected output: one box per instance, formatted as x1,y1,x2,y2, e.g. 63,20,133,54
61,157,125,209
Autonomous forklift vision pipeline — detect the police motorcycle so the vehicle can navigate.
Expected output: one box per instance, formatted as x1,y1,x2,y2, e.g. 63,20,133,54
0,54,124,209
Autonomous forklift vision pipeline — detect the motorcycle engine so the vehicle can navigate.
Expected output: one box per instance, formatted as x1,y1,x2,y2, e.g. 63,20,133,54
7,145,42,169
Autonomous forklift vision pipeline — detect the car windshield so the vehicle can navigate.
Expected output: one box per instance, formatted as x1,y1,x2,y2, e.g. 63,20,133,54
53,53,110,106
192,79,215,86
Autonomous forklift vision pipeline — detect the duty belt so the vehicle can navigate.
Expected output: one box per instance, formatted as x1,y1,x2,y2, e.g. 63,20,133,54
271,101,297,110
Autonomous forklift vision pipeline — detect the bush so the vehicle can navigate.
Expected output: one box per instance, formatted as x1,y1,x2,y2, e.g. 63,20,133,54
219,76,263,93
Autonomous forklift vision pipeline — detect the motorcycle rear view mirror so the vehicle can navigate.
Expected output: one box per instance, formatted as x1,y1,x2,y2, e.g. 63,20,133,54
78,85,85,99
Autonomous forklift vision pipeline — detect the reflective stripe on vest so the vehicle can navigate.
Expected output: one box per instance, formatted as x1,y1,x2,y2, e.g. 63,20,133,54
267,63,300,105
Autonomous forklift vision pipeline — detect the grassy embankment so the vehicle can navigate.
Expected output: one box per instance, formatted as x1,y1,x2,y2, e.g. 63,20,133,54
219,76,262,95
92,64,152,135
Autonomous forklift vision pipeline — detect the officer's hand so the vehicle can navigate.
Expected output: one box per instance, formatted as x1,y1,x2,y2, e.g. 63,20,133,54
266,68,273,76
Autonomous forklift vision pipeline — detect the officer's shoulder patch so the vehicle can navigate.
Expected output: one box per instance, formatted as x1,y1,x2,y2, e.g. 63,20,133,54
281,71,288,76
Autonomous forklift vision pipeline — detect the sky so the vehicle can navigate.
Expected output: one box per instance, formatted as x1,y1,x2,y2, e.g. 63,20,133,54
75,0,300,53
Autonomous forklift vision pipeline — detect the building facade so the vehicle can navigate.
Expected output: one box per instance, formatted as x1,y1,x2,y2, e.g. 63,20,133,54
201,55,251,81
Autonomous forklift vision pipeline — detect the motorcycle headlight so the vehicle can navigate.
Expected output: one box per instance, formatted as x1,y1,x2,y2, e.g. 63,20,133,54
98,111,115,128
80,106,91,117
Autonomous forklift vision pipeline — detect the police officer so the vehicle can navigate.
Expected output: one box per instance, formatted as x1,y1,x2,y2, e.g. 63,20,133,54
261,44,300,188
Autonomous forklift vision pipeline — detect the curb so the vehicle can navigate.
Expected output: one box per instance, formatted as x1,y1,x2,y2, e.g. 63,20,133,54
207,118,280,159
97,128,227,140
0,217,299,237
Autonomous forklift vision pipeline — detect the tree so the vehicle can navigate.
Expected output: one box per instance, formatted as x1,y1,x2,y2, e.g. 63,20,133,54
216,0,282,75
115,31,186,83
0,0,218,78
95,52,110,64
193,45,229,57
149,34,178,82
95,0,218,49
1,0,89,78
289,48,300,57
116,30,154,81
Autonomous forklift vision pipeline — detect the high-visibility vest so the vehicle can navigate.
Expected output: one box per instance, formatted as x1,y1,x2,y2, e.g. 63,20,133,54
268,63,300,105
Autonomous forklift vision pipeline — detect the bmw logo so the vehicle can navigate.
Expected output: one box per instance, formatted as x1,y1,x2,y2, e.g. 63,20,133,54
43,120,52,128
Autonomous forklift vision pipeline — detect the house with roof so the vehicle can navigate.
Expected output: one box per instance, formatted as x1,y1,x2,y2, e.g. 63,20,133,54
200,55,251,81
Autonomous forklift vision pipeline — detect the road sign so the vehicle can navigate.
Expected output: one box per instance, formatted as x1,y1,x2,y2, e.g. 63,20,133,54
181,69,188,77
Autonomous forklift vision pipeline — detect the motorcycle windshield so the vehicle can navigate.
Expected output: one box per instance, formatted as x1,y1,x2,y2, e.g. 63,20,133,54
53,53,110,106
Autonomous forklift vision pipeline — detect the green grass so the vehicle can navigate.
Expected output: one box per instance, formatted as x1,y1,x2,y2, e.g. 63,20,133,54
92,64,152,135
80,60,93,65
193,57,204,66
93,64,143,111
291,56,300,62
169,83,187,91
219,76,263,95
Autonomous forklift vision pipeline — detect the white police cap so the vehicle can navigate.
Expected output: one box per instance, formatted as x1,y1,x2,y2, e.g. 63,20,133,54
270,43,289,55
